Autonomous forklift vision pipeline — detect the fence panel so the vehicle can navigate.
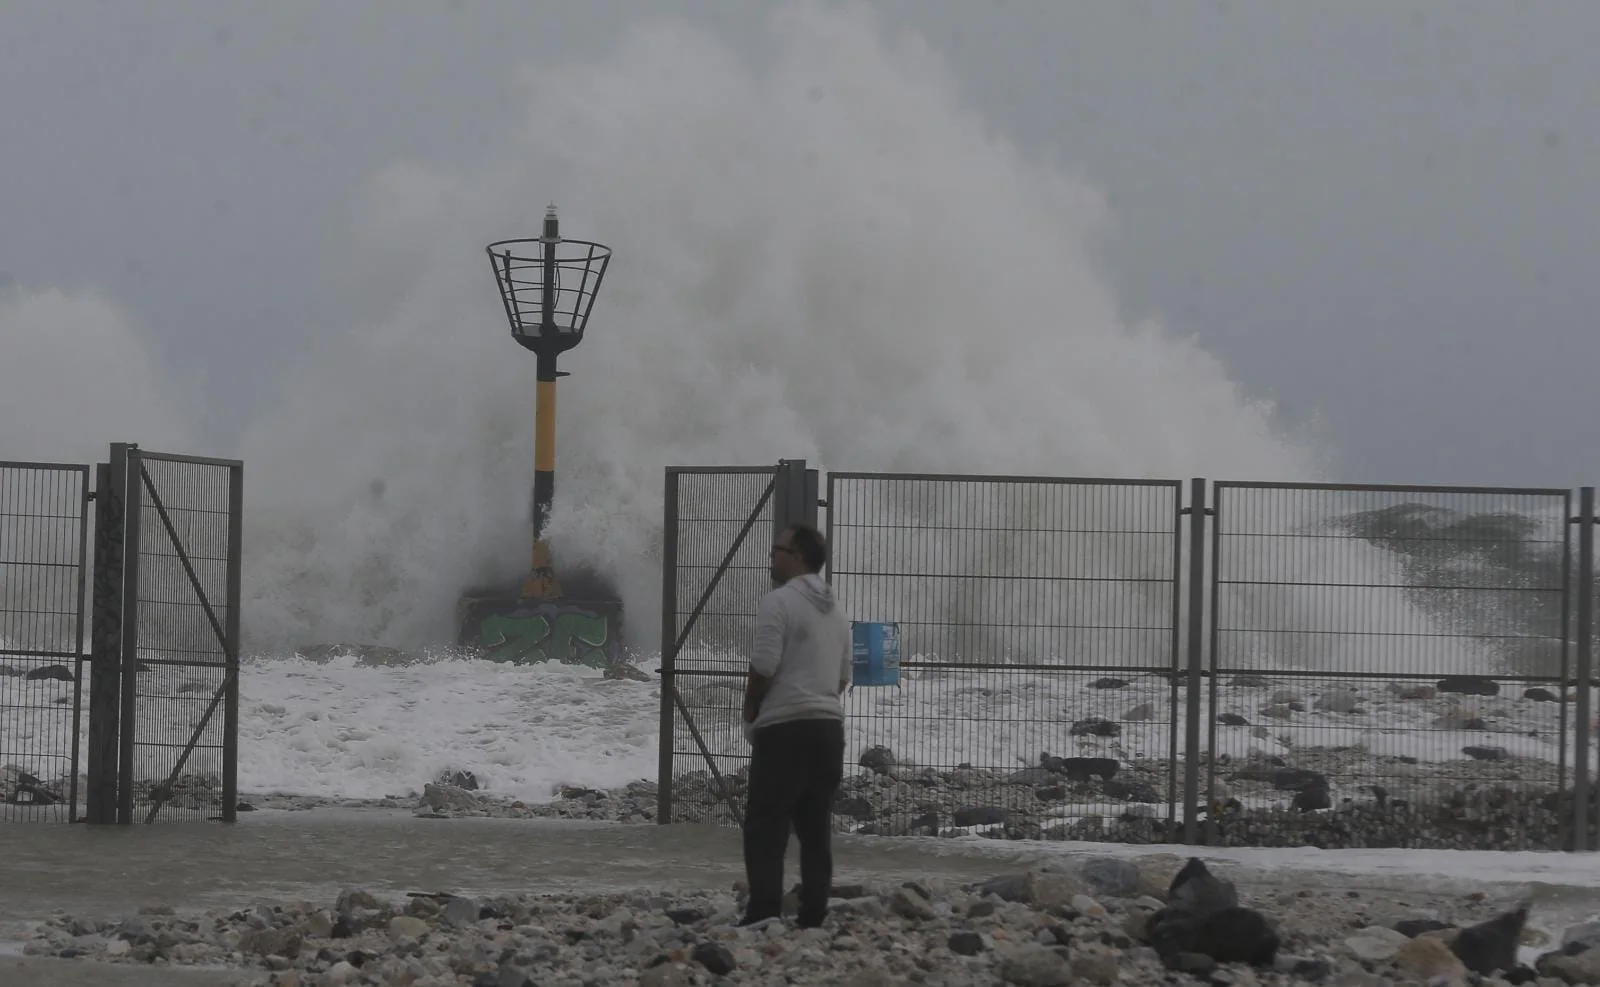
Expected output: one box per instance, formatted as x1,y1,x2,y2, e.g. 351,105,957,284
825,473,1186,844
0,463,91,821
118,448,243,824
1207,481,1574,851
659,466,784,826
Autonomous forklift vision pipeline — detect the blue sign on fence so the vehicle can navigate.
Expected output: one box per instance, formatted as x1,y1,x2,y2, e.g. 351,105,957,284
851,621,902,687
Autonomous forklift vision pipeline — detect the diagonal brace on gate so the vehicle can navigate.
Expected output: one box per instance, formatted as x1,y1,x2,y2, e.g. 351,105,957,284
135,463,237,823
659,473,782,828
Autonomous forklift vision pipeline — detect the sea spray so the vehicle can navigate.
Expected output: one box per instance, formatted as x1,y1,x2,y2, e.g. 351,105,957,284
0,5,1494,682
234,6,1332,657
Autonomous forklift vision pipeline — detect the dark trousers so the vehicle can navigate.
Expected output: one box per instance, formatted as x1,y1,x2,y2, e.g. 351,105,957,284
742,717,845,925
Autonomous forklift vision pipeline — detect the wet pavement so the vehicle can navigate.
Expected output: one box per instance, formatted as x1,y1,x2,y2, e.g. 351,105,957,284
7,808,1600,926
0,808,1045,929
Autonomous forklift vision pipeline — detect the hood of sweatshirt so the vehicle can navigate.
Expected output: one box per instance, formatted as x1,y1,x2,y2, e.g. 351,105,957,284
786,573,837,613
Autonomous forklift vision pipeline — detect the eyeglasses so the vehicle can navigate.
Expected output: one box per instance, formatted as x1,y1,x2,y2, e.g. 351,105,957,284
770,545,796,557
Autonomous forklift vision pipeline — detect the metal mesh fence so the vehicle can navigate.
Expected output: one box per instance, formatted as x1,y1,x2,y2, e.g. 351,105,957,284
123,451,241,824
662,467,781,826
655,466,1600,854
0,463,89,821
825,473,1185,843
1206,482,1574,850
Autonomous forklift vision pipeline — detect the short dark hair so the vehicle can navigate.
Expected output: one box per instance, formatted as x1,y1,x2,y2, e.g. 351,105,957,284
783,522,828,573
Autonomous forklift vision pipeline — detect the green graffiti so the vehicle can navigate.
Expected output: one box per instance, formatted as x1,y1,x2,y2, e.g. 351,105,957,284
477,606,614,668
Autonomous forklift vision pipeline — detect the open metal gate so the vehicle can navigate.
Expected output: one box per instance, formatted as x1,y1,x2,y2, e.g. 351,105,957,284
0,462,91,820
655,460,815,825
84,443,243,825
117,445,243,823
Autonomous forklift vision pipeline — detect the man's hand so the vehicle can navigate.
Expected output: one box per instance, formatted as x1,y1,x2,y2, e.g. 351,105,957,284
743,670,772,725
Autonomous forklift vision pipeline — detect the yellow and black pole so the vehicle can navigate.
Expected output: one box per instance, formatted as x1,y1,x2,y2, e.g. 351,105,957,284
526,348,561,598
486,205,614,602
524,205,563,598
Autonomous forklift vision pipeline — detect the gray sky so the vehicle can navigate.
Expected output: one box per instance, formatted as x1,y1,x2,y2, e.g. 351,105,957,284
4,0,1597,488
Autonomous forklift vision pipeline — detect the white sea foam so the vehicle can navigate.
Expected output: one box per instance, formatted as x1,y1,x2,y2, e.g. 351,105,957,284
1,647,1578,809
236,654,661,801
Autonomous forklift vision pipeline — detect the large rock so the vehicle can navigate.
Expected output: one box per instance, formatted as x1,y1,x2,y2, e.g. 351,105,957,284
1449,904,1528,976
1140,858,1279,967
1344,925,1411,962
1166,857,1237,915
1563,919,1600,953
1540,946,1600,984
972,870,1088,909
1392,935,1468,982
1315,688,1361,713
690,941,735,976
1437,676,1500,696
1068,719,1120,738
1,765,63,806
1078,858,1141,898
997,943,1074,986
858,746,896,775
419,784,480,813
888,886,936,921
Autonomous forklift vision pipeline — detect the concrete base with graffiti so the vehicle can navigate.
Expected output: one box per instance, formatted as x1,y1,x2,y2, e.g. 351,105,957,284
456,595,623,669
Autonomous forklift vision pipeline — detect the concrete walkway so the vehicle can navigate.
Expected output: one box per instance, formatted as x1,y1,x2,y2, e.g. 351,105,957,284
0,808,1041,928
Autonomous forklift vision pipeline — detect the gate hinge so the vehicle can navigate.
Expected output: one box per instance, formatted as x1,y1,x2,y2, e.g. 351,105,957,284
817,499,830,508
85,491,97,502
1568,516,1599,525
1179,507,1216,517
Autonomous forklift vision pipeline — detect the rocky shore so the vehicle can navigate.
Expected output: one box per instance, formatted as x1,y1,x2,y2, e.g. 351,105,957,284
261,741,1586,858
22,852,1596,986
655,670,1589,853
664,744,1582,853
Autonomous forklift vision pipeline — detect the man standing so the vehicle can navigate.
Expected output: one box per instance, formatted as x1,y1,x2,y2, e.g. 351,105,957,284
739,521,852,929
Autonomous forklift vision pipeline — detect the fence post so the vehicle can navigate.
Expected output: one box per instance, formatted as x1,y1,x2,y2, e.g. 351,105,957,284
221,463,244,823
115,444,143,825
1574,486,1594,851
656,468,680,825
774,459,812,534
85,456,126,825
1182,478,1208,844
803,466,820,531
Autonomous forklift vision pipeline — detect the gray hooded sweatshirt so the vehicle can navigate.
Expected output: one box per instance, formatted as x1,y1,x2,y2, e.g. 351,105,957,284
748,573,852,730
